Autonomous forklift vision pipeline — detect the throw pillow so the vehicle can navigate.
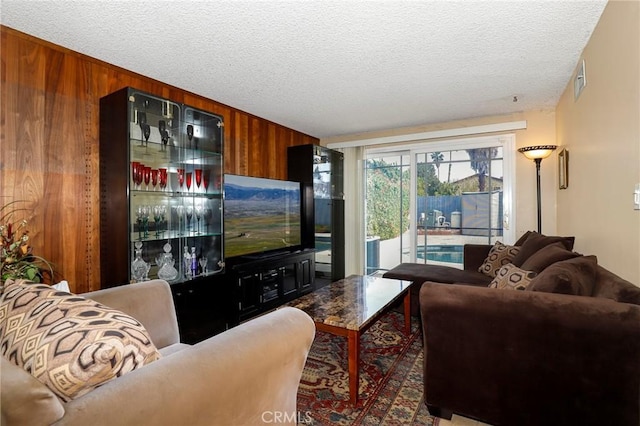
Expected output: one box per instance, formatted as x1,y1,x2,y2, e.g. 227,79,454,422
0,282,161,402
489,263,537,290
511,232,575,267
520,242,581,273
478,241,521,278
514,230,533,246
526,255,598,296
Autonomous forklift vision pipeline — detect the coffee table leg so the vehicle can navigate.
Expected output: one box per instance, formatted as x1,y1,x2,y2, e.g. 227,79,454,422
347,330,360,404
403,291,411,334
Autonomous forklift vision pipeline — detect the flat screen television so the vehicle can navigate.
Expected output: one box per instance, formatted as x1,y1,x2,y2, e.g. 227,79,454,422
224,174,302,258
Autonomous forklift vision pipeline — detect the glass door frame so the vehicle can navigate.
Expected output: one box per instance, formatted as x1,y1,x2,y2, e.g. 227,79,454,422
364,134,516,268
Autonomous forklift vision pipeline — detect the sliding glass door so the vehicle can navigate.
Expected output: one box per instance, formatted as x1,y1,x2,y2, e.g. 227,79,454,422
364,136,514,273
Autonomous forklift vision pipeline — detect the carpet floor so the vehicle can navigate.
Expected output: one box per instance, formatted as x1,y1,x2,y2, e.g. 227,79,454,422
297,310,439,425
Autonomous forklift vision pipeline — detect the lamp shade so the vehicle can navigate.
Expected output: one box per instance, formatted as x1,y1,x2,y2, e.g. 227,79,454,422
518,145,557,160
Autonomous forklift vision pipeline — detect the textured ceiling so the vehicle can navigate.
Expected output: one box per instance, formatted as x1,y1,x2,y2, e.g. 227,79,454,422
1,0,607,138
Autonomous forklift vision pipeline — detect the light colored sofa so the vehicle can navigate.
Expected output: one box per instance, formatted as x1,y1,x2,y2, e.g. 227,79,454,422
1,279,316,426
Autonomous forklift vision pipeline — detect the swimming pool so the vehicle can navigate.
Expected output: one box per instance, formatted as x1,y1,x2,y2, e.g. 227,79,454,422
417,245,463,265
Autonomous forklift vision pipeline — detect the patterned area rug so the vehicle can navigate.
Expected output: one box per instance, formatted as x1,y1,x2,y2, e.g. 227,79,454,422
297,310,438,425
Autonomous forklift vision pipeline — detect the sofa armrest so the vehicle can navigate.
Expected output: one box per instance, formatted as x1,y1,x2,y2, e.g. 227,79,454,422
462,244,491,271
419,282,640,426
82,279,180,349
56,307,315,426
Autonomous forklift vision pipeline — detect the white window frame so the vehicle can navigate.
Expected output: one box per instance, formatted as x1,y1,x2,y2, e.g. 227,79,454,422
364,134,516,269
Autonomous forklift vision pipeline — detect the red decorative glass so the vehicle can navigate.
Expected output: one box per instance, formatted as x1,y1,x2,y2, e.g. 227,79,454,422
186,172,192,191
202,169,210,191
195,168,202,188
151,169,158,189
143,166,151,189
131,161,140,186
177,168,185,188
159,168,168,190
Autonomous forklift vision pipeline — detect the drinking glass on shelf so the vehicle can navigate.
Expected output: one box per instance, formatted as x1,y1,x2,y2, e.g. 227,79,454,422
141,124,151,146
186,172,192,192
203,207,213,233
158,120,169,150
202,168,210,192
153,205,163,237
151,169,158,190
186,205,193,233
143,167,151,190
195,169,202,189
159,168,168,191
194,204,203,234
141,205,150,239
177,168,185,190
186,124,194,147
199,257,208,275
135,205,144,240
175,205,184,235
136,163,145,188
131,162,140,187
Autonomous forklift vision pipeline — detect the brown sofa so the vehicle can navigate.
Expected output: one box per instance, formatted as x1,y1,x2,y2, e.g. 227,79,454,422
1,280,316,426
386,236,640,425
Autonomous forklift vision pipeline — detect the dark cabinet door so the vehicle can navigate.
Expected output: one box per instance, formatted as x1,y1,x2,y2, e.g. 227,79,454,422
298,258,313,294
281,264,297,297
238,273,261,319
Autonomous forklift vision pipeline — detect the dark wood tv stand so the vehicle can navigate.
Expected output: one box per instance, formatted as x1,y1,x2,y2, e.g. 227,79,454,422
226,249,316,325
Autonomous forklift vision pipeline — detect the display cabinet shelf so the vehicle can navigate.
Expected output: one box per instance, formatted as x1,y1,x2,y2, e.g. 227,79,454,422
100,87,225,288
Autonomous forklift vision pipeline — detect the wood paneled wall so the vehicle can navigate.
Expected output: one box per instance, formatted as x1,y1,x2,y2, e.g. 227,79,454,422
0,26,319,293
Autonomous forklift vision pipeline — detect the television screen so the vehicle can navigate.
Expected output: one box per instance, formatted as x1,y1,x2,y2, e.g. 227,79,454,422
224,174,302,258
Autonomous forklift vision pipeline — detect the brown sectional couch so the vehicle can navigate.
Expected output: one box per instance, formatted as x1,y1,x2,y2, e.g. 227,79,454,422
383,232,640,426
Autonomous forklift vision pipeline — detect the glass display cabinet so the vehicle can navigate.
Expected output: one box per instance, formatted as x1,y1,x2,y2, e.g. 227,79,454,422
288,144,344,283
99,88,224,287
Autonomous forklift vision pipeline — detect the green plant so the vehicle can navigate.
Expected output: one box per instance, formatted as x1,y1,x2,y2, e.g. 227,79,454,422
0,201,52,283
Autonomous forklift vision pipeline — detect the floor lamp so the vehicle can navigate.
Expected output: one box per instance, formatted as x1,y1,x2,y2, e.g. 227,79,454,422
518,145,557,233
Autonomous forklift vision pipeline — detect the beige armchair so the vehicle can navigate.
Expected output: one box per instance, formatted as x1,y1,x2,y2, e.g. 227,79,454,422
1,279,316,426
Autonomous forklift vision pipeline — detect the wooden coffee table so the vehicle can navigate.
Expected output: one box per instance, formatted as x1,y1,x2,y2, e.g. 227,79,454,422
287,274,411,404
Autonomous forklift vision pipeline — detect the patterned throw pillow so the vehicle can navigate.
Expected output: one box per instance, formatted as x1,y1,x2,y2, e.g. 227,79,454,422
478,241,521,278
0,281,161,402
489,263,537,290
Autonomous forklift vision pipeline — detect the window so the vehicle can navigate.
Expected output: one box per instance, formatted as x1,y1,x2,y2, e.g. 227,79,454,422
364,135,515,273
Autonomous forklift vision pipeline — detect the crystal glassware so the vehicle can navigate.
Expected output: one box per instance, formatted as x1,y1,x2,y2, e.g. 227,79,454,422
186,205,193,233
198,256,208,275
195,168,202,189
153,205,163,237
142,124,151,146
175,205,184,236
131,161,140,187
186,172,192,192
203,207,213,233
186,124,194,147
157,242,178,281
177,168,185,189
195,204,203,234
158,120,169,150
151,169,158,190
159,168,168,190
131,241,150,282
143,167,151,190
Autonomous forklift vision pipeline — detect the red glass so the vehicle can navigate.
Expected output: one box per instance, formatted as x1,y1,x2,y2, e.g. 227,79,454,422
202,169,210,191
159,168,168,190
143,166,151,189
150,169,158,189
177,168,185,188
186,172,192,191
195,168,202,188
131,161,140,186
